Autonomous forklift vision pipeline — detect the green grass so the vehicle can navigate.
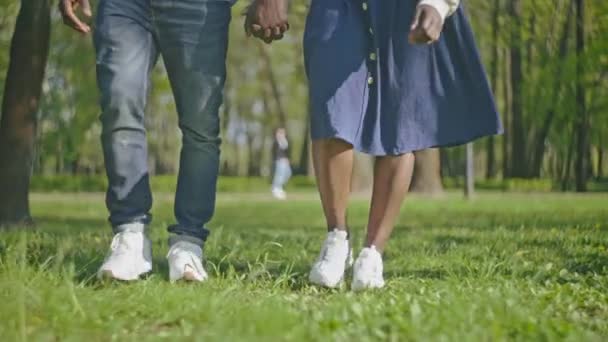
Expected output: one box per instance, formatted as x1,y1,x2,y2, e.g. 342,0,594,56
1,191,607,341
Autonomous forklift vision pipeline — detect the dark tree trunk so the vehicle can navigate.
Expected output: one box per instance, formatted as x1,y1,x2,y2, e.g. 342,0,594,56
246,129,258,177
486,0,500,180
485,136,496,179
530,2,573,177
0,0,51,226
502,48,512,178
562,126,577,191
508,0,527,178
298,120,311,176
410,149,444,195
574,0,589,192
440,149,453,178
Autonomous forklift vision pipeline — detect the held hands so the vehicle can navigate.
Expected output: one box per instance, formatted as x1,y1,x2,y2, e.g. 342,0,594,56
409,5,443,44
59,0,92,34
245,0,289,44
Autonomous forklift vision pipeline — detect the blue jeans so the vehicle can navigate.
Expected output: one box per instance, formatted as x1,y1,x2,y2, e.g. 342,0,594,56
94,0,233,244
272,159,292,190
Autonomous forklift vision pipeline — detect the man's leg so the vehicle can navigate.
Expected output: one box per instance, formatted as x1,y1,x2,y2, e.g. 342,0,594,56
95,0,158,280
96,0,158,230
153,0,231,281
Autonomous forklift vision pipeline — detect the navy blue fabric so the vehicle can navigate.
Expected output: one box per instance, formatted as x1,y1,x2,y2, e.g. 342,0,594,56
304,0,502,156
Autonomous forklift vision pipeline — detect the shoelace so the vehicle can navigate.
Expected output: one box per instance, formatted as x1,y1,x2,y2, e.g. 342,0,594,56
320,236,344,263
186,254,204,276
169,244,204,275
357,252,382,279
109,232,137,256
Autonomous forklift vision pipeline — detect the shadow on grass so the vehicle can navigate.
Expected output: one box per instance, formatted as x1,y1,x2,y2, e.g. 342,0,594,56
390,268,448,280
400,212,607,232
564,251,608,275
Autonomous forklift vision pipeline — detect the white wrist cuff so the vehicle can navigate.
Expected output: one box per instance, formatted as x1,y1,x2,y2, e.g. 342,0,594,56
418,0,451,22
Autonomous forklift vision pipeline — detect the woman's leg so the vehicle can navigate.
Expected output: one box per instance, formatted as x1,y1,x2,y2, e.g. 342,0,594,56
312,138,355,231
365,153,415,252
309,138,355,287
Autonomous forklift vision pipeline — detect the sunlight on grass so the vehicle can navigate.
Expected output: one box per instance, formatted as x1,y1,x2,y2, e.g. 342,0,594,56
1,192,607,340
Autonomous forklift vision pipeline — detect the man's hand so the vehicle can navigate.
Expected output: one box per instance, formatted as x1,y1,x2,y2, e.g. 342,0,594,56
245,0,289,44
59,0,92,34
409,5,443,44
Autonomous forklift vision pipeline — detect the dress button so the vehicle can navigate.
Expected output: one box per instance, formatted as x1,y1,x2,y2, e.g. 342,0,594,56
369,27,374,35
367,76,374,85
362,2,368,11
369,52,377,61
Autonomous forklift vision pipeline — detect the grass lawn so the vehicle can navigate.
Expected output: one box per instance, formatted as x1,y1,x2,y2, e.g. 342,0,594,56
1,191,607,341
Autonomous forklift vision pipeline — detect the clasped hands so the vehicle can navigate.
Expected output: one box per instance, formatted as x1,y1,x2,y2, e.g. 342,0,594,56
244,0,290,44
243,1,444,45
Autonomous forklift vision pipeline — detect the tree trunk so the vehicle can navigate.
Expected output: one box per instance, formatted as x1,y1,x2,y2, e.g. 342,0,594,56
530,2,573,177
561,126,577,191
410,149,444,195
486,0,500,180
508,0,527,178
298,119,311,176
502,48,512,179
0,0,51,226
351,153,374,192
465,143,475,198
258,45,287,129
246,129,258,176
574,0,589,192
598,144,604,179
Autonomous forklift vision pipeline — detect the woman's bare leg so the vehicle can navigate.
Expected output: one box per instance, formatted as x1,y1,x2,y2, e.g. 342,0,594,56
312,138,354,231
365,153,415,251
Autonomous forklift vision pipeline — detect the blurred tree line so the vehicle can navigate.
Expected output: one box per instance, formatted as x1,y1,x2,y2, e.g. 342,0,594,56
0,0,607,189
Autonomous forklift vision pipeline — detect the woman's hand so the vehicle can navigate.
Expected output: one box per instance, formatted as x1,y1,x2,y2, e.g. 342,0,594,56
409,5,443,44
245,0,289,44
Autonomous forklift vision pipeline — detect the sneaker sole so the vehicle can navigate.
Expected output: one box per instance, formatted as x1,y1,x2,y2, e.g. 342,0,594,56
309,248,353,288
182,270,205,282
309,277,345,289
98,269,151,282
352,282,385,292
170,267,207,283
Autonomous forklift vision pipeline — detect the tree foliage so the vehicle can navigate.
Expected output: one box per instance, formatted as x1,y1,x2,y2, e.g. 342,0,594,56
0,0,606,188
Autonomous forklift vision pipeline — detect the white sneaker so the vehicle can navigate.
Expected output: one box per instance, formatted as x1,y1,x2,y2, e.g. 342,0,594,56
309,229,353,288
167,241,208,282
352,246,385,291
98,223,152,281
272,187,287,200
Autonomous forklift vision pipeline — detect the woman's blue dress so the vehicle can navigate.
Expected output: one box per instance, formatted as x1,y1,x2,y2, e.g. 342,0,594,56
304,0,503,156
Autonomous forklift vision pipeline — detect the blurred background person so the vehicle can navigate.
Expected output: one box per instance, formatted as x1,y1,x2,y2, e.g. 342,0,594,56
271,127,292,200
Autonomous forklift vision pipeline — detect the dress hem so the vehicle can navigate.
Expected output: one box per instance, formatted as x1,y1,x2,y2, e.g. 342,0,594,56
311,128,503,157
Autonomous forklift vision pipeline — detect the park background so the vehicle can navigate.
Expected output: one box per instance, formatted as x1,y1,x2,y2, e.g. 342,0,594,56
0,0,607,341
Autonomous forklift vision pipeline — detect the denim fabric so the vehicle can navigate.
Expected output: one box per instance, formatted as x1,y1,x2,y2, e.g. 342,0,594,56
94,0,233,243
272,159,292,190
